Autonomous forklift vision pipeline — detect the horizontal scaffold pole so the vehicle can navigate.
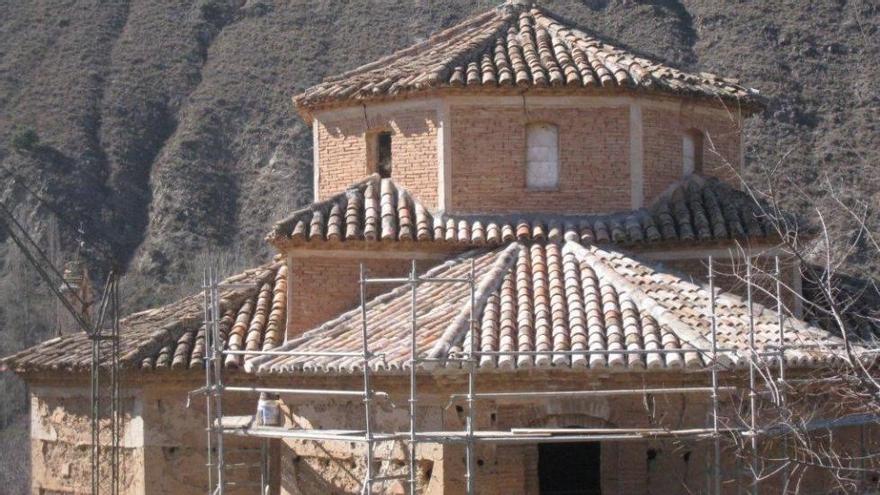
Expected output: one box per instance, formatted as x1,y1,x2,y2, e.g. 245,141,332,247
448,386,738,402
221,386,390,400
222,349,373,358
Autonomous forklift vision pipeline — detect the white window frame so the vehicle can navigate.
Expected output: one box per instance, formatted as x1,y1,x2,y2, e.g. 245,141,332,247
526,122,560,190
682,129,704,176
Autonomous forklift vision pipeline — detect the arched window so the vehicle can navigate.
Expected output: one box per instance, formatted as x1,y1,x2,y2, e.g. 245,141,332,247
682,129,704,175
526,123,559,189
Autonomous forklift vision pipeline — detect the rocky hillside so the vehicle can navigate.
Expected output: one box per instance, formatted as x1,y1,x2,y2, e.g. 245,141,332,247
1,0,877,283
0,1,877,483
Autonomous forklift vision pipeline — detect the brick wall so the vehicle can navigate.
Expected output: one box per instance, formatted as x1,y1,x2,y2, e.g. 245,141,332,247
314,97,741,217
316,105,440,209
642,104,742,204
286,253,455,339
448,104,631,214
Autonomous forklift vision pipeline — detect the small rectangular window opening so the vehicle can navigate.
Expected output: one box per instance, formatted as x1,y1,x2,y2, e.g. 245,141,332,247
682,130,704,176
375,131,392,178
526,123,560,190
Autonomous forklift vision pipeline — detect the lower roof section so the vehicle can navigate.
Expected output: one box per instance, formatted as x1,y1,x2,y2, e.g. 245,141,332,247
2,262,287,374
3,240,860,377
247,241,846,376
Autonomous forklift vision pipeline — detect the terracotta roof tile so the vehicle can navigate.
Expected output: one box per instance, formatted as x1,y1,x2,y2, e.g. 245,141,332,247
2,262,287,373
294,2,762,114
247,242,847,375
270,175,779,248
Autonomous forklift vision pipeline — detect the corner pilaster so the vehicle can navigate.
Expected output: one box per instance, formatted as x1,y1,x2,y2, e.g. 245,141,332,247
629,101,644,209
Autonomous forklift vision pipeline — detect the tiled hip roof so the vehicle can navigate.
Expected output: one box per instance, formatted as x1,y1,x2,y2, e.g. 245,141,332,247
293,1,762,114
2,262,287,374
269,175,779,248
4,244,855,377
247,242,847,376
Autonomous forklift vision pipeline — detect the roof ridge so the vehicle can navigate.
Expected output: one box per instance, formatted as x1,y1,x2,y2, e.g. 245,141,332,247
564,241,847,365
293,2,763,113
648,174,710,209
246,246,506,373
563,241,721,357
426,243,524,360
2,260,285,373
123,262,282,368
304,7,510,88
232,242,854,376
270,175,380,240
269,175,442,244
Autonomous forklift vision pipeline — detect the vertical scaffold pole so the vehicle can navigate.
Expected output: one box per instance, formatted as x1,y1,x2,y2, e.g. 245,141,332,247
746,257,758,495
260,438,269,495
465,259,476,495
211,267,226,494
359,263,375,495
775,256,789,494
111,276,121,495
708,256,722,495
203,268,214,494
408,260,418,495
91,306,100,494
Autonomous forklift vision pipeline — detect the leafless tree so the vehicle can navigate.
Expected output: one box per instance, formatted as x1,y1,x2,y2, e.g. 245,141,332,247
702,130,880,493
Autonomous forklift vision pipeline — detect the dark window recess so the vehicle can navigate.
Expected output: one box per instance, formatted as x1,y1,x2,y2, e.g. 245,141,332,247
376,131,392,178
538,442,601,495
692,131,704,174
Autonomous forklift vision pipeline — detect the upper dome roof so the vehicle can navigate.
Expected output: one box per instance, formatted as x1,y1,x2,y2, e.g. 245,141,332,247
294,1,763,113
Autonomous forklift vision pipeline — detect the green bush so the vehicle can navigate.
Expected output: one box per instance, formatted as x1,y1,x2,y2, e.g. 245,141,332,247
10,128,39,152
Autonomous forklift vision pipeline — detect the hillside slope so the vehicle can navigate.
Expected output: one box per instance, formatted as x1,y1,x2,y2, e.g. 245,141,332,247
1,0,876,277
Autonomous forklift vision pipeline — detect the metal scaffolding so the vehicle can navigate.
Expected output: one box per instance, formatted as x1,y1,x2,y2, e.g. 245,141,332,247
199,254,875,495
89,273,122,495
0,201,122,495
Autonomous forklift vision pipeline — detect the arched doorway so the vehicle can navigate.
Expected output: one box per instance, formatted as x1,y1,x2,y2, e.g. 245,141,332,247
538,440,602,495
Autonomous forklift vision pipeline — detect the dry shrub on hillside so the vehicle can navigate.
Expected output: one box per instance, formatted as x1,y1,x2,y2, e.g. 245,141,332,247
0,414,29,493
0,413,29,493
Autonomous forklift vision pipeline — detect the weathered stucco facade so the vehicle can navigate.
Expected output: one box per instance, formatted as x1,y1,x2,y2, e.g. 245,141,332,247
29,384,145,494
23,371,877,494
273,373,877,495
27,376,276,495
